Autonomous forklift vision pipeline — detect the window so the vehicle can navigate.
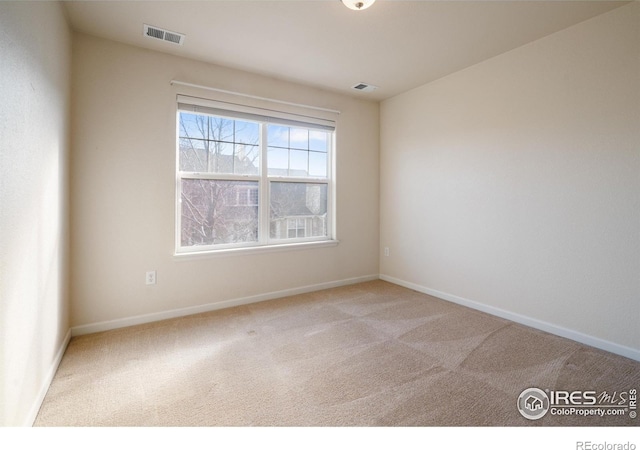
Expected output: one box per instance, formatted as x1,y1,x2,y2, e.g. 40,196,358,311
176,96,335,254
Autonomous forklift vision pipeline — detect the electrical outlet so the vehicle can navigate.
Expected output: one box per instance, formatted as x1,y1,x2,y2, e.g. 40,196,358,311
146,270,157,285
384,247,390,257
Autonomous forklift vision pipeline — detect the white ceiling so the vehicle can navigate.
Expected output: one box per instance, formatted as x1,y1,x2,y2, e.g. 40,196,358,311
63,0,628,101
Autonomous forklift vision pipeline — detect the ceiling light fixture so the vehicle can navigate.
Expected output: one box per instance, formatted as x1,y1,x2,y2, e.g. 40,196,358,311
341,0,376,11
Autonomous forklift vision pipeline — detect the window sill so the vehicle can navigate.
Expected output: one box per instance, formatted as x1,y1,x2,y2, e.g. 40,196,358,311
173,239,340,260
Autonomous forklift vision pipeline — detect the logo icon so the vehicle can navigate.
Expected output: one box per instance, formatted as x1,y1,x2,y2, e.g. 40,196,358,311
518,388,550,420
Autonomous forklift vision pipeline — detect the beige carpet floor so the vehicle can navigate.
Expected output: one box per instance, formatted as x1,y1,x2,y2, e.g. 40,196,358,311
35,280,639,426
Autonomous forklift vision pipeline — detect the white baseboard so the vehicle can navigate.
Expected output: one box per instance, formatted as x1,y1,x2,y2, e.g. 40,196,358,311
380,274,640,362
71,274,380,337
25,328,71,426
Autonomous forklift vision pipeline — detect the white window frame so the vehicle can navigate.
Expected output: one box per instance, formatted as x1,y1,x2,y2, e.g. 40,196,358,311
175,95,336,255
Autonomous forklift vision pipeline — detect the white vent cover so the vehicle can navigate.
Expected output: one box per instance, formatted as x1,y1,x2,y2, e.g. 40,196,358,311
143,24,185,46
351,82,378,93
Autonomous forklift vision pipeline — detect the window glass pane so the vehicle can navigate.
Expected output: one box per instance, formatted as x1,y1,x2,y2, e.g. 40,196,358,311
270,182,327,239
309,152,327,178
209,142,233,174
268,147,289,176
179,113,204,139
266,125,328,178
235,121,259,145
181,179,258,247
217,141,234,156
289,127,309,150
179,112,260,175
211,117,235,142
249,187,258,205
234,144,259,175
309,130,328,152
290,150,309,176
179,138,207,172
267,125,289,148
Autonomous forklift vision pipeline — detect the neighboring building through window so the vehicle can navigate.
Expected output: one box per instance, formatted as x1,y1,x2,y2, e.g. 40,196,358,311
176,96,335,253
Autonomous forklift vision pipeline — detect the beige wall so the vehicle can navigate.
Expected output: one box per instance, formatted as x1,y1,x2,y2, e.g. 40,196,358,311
70,34,380,329
0,2,71,426
380,3,639,355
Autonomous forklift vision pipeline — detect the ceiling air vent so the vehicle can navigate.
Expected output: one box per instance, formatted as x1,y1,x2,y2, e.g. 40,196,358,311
351,82,378,93
143,24,185,46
